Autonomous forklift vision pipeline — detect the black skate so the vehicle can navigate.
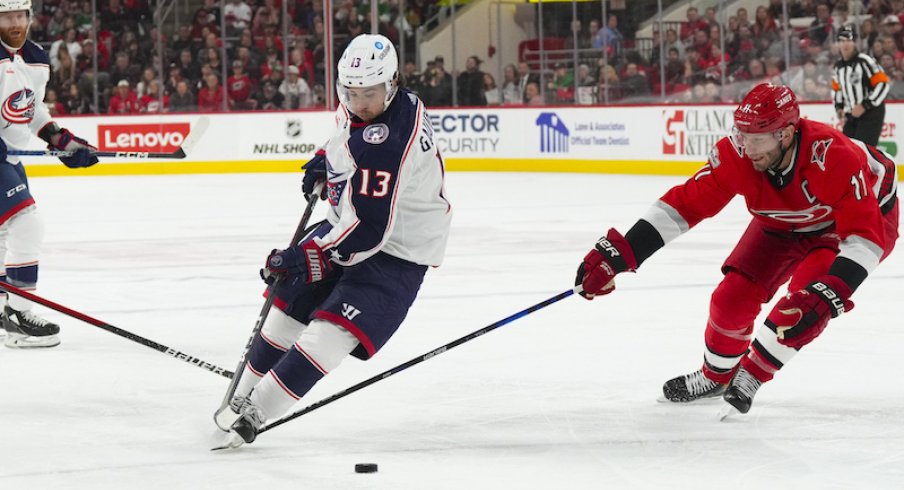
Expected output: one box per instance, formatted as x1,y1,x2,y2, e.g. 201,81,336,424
719,367,762,420
661,369,726,403
211,400,266,451
2,305,60,348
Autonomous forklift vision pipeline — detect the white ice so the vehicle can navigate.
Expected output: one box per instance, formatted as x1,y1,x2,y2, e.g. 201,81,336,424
1,172,902,489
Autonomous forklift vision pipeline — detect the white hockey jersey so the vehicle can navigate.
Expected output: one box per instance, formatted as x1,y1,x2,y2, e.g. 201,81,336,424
315,89,452,267
0,40,53,164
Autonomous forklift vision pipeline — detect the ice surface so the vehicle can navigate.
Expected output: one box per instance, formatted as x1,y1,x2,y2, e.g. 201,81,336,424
1,172,902,489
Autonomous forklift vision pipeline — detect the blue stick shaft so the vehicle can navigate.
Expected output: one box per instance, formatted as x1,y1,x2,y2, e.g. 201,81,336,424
261,287,577,433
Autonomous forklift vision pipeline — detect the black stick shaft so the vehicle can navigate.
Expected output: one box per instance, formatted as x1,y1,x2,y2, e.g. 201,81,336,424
260,288,577,433
0,282,233,378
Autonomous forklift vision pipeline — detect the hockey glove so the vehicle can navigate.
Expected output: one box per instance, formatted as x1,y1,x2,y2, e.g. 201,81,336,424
262,240,333,284
49,129,99,168
767,275,854,349
301,149,327,200
575,228,637,300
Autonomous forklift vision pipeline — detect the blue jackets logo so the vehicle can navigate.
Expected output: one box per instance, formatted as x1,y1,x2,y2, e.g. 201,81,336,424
536,113,569,153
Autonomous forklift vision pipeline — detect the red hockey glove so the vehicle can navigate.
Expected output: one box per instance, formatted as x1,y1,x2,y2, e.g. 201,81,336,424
767,275,854,349
575,228,637,300
262,240,333,284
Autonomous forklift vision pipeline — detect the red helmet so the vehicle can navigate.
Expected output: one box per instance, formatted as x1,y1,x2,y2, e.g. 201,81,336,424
734,83,800,133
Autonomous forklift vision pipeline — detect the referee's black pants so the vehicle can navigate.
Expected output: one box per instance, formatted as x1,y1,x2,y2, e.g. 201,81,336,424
843,104,885,146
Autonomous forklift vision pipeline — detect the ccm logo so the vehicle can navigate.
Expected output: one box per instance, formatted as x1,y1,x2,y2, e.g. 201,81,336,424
98,123,190,152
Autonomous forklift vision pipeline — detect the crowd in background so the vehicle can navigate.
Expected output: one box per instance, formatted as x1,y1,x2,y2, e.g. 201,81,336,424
29,0,904,113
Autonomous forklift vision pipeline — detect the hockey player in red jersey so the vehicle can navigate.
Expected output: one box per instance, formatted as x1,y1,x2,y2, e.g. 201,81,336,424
575,83,898,417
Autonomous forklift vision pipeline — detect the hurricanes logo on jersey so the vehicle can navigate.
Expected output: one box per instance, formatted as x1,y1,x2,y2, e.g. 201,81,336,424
810,139,833,171
2,89,36,125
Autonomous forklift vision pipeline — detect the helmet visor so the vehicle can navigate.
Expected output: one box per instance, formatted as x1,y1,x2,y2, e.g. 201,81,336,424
337,82,388,118
732,126,782,156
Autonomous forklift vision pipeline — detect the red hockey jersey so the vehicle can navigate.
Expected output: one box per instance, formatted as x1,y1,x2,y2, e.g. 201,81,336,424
643,119,897,276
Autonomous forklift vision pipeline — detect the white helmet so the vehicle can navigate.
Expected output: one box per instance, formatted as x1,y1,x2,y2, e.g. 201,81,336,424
337,34,399,111
0,0,32,13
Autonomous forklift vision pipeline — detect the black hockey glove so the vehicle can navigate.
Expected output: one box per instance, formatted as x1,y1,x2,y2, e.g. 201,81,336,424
301,149,327,200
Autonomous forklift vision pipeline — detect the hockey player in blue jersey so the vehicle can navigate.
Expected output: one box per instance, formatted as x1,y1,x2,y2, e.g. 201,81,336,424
0,0,98,348
223,33,452,445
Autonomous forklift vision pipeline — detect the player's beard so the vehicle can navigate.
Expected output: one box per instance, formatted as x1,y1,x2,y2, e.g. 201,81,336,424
0,23,29,49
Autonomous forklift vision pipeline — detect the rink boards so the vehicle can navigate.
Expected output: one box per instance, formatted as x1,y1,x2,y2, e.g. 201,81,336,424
23,102,904,178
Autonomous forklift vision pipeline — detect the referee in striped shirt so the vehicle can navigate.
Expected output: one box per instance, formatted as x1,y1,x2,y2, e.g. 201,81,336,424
832,26,890,146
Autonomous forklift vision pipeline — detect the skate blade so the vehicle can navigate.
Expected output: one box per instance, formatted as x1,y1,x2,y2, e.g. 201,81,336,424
210,431,245,451
718,404,741,421
213,408,242,432
4,333,60,349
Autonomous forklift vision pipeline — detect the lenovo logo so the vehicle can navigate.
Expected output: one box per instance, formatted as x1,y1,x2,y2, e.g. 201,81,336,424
98,123,190,152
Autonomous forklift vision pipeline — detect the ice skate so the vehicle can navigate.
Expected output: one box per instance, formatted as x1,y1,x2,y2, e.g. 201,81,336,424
2,305,60,348
660,369,726,403
212,400,266,450
719,367,762,420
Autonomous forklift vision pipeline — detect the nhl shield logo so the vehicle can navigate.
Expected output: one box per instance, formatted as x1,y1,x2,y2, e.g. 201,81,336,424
286,119,303,139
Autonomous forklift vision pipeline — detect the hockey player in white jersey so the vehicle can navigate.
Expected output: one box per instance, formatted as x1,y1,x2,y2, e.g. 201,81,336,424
0,0,98,348
223,33,452,445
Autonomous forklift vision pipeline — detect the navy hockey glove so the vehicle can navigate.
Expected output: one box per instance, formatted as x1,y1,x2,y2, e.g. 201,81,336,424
301,149,327,200
262,241,333,284
767,275,854,349
49,129,99,168
575,228,637,300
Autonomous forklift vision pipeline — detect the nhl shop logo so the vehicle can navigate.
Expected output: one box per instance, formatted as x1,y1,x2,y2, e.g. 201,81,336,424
536,112,569,153
286,119,303,139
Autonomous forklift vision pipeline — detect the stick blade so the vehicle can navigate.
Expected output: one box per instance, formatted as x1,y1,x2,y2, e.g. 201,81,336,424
180,116,210,156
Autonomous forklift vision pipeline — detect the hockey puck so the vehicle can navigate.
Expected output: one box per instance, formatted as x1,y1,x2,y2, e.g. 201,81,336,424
355,463,378,473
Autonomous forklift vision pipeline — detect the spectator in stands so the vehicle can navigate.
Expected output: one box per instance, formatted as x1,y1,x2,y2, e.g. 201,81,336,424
64,84,93,115
703,81,722,102
280,65,313,109
597,64,621,102
736,7,750,28
524,81,543,106
704,6,718,27
483,73,500,106
228,60,256,110
548,62,574,103
516,61,539,103
53,49,77,91
664,28,686,60
109,52,140,88
108,79,140,114
457,55,487,106
45,88,65,116
808,3,834,46
255,80,285,110
224,0,253,37
620,63,649,99
176,49,202,83
421,63,452,107
49,29,81,70
681,7,709,44
136,67,157,98
597,14,624,59
171,25,195,56
501,64,520,105
198,73,225,112
170,80,197,112
881,15,904,51
139,80,169,113
753,6,779,43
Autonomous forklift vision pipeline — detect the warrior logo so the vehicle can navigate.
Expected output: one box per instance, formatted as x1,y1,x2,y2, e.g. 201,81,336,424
341,303,362,320
2,89,35,125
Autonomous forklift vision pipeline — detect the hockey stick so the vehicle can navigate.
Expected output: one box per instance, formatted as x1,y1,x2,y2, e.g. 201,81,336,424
0,281,233,378
8,116,210,160
213,185,324,431
258,286,580,435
